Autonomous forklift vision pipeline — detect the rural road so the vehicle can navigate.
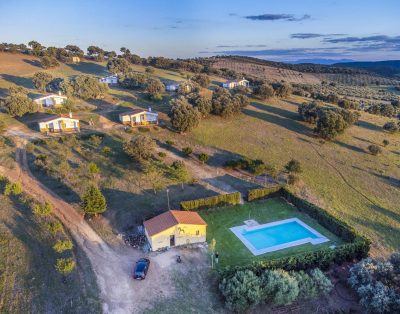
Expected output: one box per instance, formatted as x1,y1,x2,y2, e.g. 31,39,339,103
0,142,171,314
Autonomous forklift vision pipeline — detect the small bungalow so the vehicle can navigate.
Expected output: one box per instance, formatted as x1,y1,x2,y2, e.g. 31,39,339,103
38,113,80,133
71,56,80,63
118,108,158,126
99,75,118,85
34,93,67,108
165,83,180,92
144,210,207,251
222,78,249,89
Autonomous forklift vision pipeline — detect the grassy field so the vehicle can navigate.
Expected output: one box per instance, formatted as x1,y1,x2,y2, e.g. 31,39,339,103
0,194,101,313
190,97,400,256
200,197,343,267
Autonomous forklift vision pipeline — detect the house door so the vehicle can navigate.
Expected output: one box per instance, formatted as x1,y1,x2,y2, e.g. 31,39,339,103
170,235,175,247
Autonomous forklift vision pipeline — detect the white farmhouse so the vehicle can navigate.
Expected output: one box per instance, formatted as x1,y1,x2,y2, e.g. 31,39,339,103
38,113,80,133
119,108,158,126
34,93,67,108
99,75,118,85
222,78,250,89
165,83,180,92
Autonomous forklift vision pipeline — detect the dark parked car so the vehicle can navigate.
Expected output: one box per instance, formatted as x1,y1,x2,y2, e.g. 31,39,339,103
133,258,150,280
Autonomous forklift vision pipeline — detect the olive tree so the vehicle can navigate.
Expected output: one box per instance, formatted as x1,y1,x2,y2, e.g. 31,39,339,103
169,96,200,133
123,135,155,161
32,72,53,91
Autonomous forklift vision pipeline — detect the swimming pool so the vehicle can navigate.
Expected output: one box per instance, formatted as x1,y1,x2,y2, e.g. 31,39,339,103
230,218,329,256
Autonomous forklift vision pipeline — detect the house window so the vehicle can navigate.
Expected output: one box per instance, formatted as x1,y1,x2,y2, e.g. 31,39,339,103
196,230,199,236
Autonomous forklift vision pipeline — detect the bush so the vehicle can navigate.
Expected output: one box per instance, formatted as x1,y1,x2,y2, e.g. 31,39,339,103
102,146,112,155
309,268,333,295
382,139,390,147
53,240,73,253
285,159,302,173
219,270,262,312
158,151,166,158
166,140,175,146
224,158,266,175
4,182,22,196
261,269,299,305
292,271,318,300
182,146,193,156
198,153,209,163
180,192,241,211
383,121,399,133
368,145,382,156
88,162,100,175
288,174,300,185
32,202,53,216
55,258,76,274
47,221,63,234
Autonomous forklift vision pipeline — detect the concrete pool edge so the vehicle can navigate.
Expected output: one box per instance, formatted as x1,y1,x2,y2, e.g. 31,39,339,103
230,218,330,256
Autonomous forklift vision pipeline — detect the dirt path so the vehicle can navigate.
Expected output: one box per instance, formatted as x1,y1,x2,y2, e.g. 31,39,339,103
0,142,173,314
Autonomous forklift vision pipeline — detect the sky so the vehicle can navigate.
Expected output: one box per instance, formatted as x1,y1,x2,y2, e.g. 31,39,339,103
1,0,399,62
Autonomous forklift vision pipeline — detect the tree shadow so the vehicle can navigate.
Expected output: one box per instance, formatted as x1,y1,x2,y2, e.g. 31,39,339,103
0,87,8,97
391,150,400,156
23,59,41,68
207,150,244,167
67,62,109,76
251,101,302,121
356,120,381,132
1,74,34,89
335,141,366,153
352,165,399,188
352,136,376,145
242,107,312,136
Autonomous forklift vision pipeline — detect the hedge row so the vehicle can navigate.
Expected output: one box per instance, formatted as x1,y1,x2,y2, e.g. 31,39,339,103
180,192,241,211
220,187,370,276
247,185,284,201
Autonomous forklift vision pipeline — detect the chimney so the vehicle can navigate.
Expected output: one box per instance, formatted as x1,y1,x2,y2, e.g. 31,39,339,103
69,111,72,118
58,90,62,96
148,107,152,112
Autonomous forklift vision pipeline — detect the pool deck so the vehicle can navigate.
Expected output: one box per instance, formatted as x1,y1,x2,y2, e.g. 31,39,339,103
230,217,329,256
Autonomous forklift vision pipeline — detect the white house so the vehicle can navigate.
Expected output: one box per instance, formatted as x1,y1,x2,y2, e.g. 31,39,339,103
119,108,158,126
38,113,80,133
99,75,118,85
34,92,68,108
165,83,180,92
223,78,250,89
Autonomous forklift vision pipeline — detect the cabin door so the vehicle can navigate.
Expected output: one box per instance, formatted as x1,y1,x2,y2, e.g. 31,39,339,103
170,235,175,247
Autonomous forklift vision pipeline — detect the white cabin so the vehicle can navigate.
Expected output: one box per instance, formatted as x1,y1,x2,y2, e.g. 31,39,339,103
34,93,67,108
222,78,250,89
99,75,118,85
119,108,158,126
38,113,80,133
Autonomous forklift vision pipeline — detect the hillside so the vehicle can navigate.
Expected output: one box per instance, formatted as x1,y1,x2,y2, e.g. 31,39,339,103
209,56,400,86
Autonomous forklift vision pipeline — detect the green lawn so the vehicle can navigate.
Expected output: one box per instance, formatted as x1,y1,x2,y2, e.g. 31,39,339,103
200,197,343,267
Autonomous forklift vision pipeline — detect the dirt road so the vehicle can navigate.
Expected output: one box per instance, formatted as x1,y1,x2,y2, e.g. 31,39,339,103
1,143,173,314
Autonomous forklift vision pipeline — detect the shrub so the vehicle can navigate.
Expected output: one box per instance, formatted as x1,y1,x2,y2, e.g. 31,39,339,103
382,139,390,147
182,146,193,156
166,140,175,146
261,269,299,305
285,159,302,173
198,153,209,163
55,258,76,274
180,192,241,211
158,151,166,158
4,182,22,196
47,221,64,234
169,160,191,189
309,268,333,295
89,134,102,147
102,146,112,155
53,240,73,253
81,184,107,216
368,145,382,156
292,271,318,300
224,158,265,175
32,202,53,216
219,270,262,312
383,121,399,133
88,162,100,175
253,84,274,100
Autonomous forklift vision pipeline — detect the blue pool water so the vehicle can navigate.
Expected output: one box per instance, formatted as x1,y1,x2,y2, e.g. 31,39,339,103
242,220,320,250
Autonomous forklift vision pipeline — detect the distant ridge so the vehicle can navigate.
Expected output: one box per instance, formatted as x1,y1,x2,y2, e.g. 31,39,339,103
289,58,355,65
335,60,400,77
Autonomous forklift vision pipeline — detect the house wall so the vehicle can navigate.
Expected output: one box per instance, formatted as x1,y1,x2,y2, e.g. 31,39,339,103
146,224,206,251
39,119,79,133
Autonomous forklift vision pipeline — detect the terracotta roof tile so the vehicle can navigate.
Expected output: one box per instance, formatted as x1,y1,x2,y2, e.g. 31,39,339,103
144,210,206,237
